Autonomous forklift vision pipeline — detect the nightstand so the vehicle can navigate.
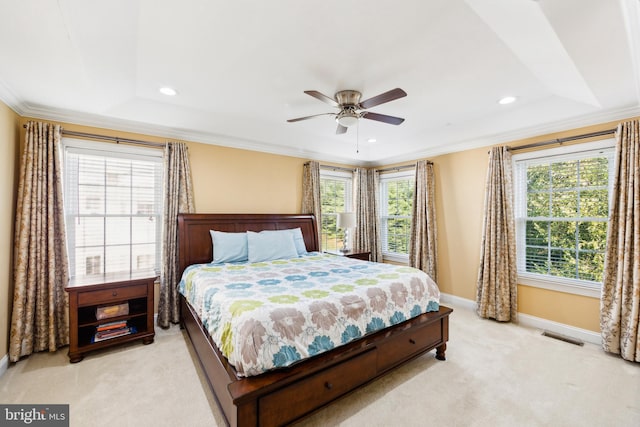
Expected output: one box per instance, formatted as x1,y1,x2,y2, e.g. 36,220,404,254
325,250,371,261
65,272,156,363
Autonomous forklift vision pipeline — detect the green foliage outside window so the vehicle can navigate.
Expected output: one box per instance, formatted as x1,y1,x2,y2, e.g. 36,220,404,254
382,178,413,255
523,157,609,282
320,178,348,251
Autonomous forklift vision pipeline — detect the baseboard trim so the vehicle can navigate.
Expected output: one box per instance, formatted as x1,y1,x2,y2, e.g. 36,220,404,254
440,292,601,346
518,313,601,346
440,292,477,311
0,353,8,378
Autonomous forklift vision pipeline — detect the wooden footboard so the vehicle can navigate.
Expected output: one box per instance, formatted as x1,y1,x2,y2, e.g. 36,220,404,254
182,295,452,427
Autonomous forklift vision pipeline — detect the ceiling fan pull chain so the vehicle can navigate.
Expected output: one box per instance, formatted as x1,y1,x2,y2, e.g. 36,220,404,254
356,121,360,154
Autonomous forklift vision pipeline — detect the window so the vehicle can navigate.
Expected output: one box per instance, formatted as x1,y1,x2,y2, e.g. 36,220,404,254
513,139,615,297
320,170,352,251
379,170,414,262
63,139,163,280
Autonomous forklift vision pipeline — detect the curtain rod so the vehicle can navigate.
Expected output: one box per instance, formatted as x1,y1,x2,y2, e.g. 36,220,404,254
507,128,616,152
376,163,416,173
376,160,432,173
314,161,432,174
62,129,166,148
318,164,355,173
22,125,166,148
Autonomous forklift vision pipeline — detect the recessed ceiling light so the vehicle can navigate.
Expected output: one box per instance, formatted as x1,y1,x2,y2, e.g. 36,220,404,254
159,87,177,96
367,138,377,143
498,96,517,105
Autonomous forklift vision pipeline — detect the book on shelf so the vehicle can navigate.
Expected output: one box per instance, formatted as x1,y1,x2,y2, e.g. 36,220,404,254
96,320,127,332
92,326,138,343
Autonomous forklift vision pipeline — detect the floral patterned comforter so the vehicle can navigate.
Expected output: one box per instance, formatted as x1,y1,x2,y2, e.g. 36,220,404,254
178,252,440,377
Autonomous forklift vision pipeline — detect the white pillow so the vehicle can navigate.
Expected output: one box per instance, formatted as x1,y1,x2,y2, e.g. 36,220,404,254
247,231,299,262
261,228,308,255
210,230,248,263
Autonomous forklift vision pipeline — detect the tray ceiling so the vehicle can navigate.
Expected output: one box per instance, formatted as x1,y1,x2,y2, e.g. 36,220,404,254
1,0,639,165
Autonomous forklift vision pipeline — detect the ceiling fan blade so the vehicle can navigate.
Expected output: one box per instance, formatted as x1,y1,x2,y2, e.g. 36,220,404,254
362,112,405,125
304,90,339,107
359,88,407,109
287,113,335,123
336,124,348,134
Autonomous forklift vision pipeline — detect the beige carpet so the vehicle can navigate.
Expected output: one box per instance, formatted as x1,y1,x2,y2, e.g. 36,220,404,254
1,303,638,426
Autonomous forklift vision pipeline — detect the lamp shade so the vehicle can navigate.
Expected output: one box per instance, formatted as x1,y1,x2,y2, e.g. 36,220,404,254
337,212,356,229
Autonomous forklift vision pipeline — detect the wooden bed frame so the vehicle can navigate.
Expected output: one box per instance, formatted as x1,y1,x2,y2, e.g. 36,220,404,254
178,213,452,427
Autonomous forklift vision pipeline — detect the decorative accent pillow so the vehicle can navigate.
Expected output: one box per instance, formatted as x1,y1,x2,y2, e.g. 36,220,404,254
247,231,299,262
210,230,248,263
262,228,308,255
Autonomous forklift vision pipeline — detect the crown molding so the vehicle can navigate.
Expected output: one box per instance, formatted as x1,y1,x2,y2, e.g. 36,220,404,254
17,103,371,166
8,98,640,168
366,104,640,166
0,77,27,116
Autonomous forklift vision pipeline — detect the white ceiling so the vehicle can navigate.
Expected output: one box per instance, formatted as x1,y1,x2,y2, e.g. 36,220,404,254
1,0,639,166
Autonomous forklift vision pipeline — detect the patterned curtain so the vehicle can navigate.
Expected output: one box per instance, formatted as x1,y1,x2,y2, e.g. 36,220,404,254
353,168,382,262
476,146,517,322
158,142,195,328
601,120,640,362
302,161,322,246
10,121,69,362
409,160,438,281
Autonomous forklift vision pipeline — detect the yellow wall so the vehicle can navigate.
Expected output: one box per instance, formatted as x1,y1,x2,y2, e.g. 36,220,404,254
187,143,304,213
432,147,486,301
432,118,636,332
0,101,19,358
518,285,601,331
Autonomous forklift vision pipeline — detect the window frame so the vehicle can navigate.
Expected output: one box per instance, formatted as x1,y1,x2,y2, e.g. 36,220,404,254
378,170,415,263
62,138,164,280
319,169,353,252
512,139,615,297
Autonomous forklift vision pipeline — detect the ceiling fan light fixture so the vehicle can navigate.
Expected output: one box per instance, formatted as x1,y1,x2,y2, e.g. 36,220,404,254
159,86,177,96
498,96,516,105
336,111,359,127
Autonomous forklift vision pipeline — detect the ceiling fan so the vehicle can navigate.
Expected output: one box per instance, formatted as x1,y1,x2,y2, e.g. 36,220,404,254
287,88,407,134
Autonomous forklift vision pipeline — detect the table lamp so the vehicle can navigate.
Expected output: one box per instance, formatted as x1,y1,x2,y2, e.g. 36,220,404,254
337,212,356,252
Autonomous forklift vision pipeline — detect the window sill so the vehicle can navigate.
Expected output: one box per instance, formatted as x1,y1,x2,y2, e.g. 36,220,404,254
517,273,601,298
382,253,409,264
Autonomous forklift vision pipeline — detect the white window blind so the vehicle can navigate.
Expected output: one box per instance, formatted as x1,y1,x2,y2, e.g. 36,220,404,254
63,140,163,279
379,171,414,261
513,140,614,289
320,170,353,252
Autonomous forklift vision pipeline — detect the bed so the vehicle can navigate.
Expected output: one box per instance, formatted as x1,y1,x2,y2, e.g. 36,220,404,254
178,213,452,427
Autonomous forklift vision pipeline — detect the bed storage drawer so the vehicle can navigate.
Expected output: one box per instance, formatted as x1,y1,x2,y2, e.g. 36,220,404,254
258,349,377,427
377,319,441,372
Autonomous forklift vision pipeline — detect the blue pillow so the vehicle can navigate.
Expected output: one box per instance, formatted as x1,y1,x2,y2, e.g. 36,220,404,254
247,231,299,263
262,228,308,255
210,230,248,263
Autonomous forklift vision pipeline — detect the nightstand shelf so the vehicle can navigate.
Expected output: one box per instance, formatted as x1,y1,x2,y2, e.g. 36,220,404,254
65,273,156,363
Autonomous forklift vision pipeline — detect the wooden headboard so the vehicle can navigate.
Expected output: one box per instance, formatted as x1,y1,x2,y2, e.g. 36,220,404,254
177,213,319,274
